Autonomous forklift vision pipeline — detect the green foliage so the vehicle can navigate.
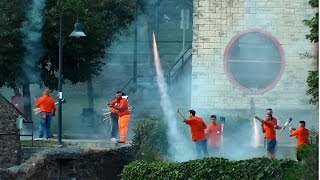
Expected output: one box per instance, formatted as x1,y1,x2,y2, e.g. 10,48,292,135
303,0,319,106
121,157,299,180
296,144,319,180
131,115,168,162
0,0,28,87
306,71,318,106
40,0,140,89
303,0,318,43
308,126,319,144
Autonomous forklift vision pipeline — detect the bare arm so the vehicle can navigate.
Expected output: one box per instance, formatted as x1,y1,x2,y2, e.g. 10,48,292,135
289,127,297,137
254,116,265,124
177,108,186,122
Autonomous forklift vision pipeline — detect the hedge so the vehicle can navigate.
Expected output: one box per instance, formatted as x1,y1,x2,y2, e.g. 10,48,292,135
121,157,299,180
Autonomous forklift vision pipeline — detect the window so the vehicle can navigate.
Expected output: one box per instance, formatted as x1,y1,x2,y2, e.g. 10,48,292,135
224,29,285,94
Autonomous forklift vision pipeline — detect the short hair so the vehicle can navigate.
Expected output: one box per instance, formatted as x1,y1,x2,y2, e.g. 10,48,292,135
44,88,50,95
116,91,122,94
210,115,216,119
188,110,196,116
266,108,272,111
299,121,306,126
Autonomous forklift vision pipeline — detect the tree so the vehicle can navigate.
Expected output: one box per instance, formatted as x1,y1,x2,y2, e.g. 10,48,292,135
0,1,27,88
0,0,36,120
40,0,142,88
303,0,318,106
40,0,145,111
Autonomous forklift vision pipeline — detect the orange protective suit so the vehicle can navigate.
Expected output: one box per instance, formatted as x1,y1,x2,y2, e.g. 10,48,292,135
110,97,130,142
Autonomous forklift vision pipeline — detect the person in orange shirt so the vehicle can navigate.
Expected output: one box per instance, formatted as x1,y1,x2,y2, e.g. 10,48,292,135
34,89,56,140
254,114,282,159
289,121,309,161
177,108,208,158
205,115,222,157
108,91,130,143
11,88,24,113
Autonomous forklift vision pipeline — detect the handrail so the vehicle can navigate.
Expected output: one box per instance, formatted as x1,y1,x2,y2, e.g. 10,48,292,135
121,77,134,92
168,45,192,73
168,45,192,79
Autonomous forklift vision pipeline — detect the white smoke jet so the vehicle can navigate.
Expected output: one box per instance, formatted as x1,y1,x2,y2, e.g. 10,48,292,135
152,32,194,161
21,0,46,81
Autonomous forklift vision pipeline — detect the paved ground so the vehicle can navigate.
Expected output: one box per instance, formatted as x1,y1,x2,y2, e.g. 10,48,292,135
21,136,132,149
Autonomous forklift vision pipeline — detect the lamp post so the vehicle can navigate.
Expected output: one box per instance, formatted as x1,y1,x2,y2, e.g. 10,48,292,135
58,8,86,144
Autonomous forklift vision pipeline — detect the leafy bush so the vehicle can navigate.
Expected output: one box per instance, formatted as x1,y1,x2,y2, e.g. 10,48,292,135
131,115,168,161
121,157,299,180
297,144,319,179
306,71,319,106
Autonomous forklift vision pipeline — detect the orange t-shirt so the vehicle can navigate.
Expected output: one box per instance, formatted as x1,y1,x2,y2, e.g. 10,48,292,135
109,99,119,114
185,116,206,141
205,123,222,147
290,127,309,147
110,98,129,117
35,95,56,113
263,119,277,140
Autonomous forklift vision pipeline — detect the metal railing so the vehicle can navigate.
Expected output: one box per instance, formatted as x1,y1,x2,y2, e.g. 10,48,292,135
168,45,192,84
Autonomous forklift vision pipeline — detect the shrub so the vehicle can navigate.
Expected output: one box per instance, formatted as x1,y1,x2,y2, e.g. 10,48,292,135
121,157,298,180
297,144,319,179
131,115,168,161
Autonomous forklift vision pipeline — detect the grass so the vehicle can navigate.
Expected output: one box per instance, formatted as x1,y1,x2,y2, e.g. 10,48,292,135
21,140,59,147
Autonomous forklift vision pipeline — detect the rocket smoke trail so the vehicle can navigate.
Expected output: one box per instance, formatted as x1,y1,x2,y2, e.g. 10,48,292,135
252,118,260,148
152,32,193,161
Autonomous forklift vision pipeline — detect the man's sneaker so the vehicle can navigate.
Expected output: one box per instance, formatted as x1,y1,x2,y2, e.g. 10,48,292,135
116,140,125,143
35,138,44,141
110,137,117,142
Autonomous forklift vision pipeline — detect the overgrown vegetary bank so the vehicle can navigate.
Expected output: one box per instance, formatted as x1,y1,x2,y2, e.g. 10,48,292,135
121,157,299,180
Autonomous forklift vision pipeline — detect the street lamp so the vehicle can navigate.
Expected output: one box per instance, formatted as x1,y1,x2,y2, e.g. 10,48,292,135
58,8,86,144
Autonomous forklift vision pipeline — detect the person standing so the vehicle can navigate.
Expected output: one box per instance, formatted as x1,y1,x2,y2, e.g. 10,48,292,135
177,108,208,158
34,89,56,140
108,91,130,143
254,114,282,159
261,108,278,150
289,121,309,161
11,88,24,113
205,115,222,157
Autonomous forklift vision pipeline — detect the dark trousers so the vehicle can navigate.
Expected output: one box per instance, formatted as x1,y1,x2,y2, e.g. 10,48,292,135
110,112,119,138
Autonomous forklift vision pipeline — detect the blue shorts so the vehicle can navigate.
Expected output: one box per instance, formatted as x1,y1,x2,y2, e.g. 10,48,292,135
266,139,277,154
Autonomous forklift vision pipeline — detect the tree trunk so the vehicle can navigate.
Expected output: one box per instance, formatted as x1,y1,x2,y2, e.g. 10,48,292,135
87,77,94,109
22,83,32,121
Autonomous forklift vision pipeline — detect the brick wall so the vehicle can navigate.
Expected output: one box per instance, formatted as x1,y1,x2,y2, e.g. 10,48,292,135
191,0,317,117
0,95,21,168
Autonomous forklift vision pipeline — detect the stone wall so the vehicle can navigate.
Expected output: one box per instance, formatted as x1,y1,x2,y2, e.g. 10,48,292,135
191,0,318,120
0,147,134,180
0,94,21,168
